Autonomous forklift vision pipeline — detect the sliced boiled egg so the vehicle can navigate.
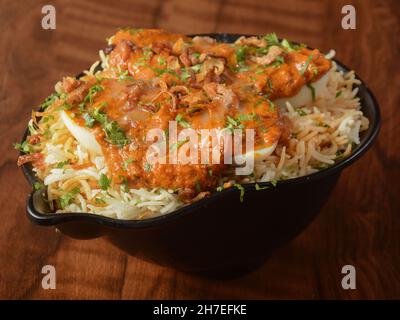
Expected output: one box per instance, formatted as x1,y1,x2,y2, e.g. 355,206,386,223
60,110,103,155
273,72,330,110
234,141,278,166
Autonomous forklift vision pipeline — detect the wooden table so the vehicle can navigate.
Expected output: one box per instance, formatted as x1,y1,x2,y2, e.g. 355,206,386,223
1,0,399,299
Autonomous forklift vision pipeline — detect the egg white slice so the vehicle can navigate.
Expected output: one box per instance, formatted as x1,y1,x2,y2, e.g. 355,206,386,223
234,141,278,166
60,110,102,155
273,72,329,110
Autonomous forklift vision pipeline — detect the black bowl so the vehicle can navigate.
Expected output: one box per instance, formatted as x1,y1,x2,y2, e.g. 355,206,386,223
21,34,380,277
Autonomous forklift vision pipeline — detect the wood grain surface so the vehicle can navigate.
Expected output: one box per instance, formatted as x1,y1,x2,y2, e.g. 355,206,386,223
0,0,399,299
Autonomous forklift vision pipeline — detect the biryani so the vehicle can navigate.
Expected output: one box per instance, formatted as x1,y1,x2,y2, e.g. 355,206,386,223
16,29,369,220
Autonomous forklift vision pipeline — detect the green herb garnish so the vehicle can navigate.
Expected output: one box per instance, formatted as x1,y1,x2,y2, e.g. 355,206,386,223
85,85,104,104
180,68,191,82
104,120,129,146
123,158,136,170
281,38,295,52
235,45,249,63
263,33,279,46
306,83,316,102
233,184,245,202
56,161,69,168
170,138,189,150
144,162,153,172
296,108,308,116
40,93,60,110
300,55,313,76
83,112,95,128
255,183,268,190
191,64,202,73
34,182,44,190
175,113,190,128
94,197,106,204
89,107,129,147
99,174,111,190
118,69,135,82
157,56,166,66
58,187,80,209
14,141,33,154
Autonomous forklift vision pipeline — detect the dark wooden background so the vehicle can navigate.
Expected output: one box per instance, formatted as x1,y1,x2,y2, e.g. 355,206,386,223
0,0,399,299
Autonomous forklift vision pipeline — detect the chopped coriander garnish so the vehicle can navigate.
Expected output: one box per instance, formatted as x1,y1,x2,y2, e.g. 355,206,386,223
266,78,273,91
180,68,191,82
83,112,95,128
263,33,279,46
142,47,153,60
266,55,284,68
85,85,104,104
235,45,248,63
99,174,111,190
91,107,108,124
336,90,342,98
14,140,33,154
225,115,244,131
123,158,136,170
118,69,134,82
94,197,106,204
233,183,245,202
270,179,278,187
306,83,316,102
42,115,55,123
151,67,180,78
268,99,275,111
237,63,250,72
120,176,130,193
237,112,257,122
281,38,295,52
135,61,148,67
336,150,345,159
300,55,313,76
175,113,190,128
89,107,129,147
216,186,224,192
192,52,201,59
144,162,153,172
255,183,268,190
40,92,60,110
191,64,202,73
59,102,72,110
103,120,130,147
78,102,86,112
296,108,308,116
170,138,189,150
58,187,80,209
157,56,166,66
56,161,69,168
33,181,44,191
